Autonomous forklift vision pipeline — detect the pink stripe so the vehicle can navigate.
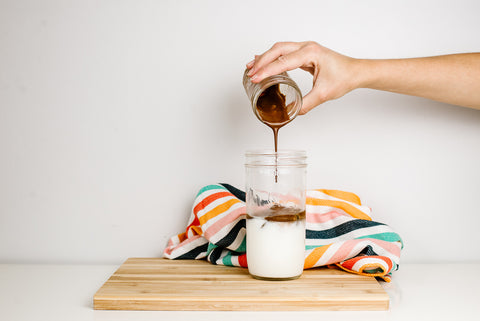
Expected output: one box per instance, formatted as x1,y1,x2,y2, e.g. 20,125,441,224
204,206,246,240
341,239,400,263
306,210,348,223
326,240,360,264
163,234,204,256
166,235,178,248
339,238,400,261
368,238,401,257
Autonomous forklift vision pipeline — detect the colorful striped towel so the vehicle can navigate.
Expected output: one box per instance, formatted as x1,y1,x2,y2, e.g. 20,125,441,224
163,184,403,282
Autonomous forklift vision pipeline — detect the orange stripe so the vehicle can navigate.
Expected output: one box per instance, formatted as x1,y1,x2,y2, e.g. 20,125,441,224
304,244,331,269
193,191,232,216
187,225,203,236
177,232,187,243
334,263,392,282
306,198,371,221
314,189,362,205
336,262,387,277
198,198,241,225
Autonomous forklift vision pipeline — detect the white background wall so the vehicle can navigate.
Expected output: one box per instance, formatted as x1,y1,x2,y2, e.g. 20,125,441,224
1,0,479,265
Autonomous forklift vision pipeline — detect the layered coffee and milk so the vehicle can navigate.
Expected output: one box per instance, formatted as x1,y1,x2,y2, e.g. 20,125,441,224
246,205,306,280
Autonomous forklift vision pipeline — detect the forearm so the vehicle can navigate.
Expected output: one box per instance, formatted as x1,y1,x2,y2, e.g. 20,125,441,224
354,53,480,109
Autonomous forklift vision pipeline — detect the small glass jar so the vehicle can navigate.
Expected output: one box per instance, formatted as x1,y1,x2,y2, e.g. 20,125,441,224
242,69,303,126
245,150,307,280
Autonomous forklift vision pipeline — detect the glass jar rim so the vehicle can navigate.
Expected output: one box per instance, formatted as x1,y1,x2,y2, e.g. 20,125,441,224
245,149,307,167
245,149,306,156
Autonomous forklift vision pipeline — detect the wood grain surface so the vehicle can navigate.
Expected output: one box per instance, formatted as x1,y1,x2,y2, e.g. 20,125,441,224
93,258,389,311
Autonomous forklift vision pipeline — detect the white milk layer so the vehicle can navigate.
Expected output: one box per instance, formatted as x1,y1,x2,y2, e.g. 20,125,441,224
246,217,306,279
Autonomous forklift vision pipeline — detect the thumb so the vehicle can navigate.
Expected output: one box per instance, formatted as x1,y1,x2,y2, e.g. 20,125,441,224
299,88,328,115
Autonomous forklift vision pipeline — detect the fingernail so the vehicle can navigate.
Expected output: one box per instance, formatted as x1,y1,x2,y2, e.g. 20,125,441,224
246,59,255,68
247,68,255,76
250,74,258,81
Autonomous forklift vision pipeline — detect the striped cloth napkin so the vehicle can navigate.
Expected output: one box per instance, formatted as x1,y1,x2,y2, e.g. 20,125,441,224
163,183,403,282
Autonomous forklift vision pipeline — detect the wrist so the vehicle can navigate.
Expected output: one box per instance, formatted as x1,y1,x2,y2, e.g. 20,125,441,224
350,58,376,90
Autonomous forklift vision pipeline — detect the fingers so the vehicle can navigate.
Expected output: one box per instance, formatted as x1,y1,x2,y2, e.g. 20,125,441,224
252,42,299,70
252,50,310,83
246,55,259,69
247,42,301,82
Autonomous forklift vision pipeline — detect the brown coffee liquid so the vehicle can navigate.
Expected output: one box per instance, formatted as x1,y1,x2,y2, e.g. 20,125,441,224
246,204,306,223
255,84,290,182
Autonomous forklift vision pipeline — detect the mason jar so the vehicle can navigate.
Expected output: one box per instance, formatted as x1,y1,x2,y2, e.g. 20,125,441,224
242,69,303,127
245,150,307,280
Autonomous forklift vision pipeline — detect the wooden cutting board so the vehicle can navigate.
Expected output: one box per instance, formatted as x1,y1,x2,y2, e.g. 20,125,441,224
94,258,389,311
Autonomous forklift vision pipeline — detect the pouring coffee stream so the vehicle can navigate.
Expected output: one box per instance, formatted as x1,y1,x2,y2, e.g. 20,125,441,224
255,84,291,182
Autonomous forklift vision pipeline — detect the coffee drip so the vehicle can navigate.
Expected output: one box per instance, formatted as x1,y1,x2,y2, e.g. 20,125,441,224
256,83,290,152
255,84,291,182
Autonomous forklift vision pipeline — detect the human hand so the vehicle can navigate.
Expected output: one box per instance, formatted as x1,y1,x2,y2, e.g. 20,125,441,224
246,41,360,114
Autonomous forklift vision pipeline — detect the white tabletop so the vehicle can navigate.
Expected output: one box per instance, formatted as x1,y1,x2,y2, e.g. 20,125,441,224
0,263,478,321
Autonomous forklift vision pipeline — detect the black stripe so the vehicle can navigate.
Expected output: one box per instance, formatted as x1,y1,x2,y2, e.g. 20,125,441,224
359,245,378,256
175,242,209,260
207,246,224,265
214,219,246,249
306,220,385,240
220,183,245,202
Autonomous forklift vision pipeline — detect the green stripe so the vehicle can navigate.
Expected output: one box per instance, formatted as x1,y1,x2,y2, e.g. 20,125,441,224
305,232,403,251
206,242,217,255
306,244,327,250
222,254,233,266
355,232,403,247
235,237,247,253
196,184,224,197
